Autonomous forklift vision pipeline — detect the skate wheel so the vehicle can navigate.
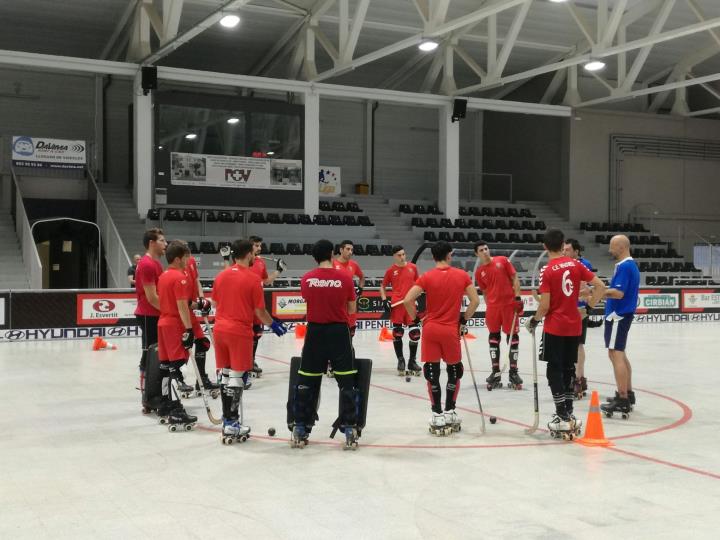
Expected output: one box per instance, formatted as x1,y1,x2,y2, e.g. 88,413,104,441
142,407,151,415
210,390,219,399
185,424,193,431
517,385,522,390
224,437,234,445
240,435,248,443
486,385,492,391
169,425,177,432
604,412,612,418
159,418,167,425
622,413,629,420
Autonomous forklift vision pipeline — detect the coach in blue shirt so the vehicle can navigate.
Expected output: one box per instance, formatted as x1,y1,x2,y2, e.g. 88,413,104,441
602,235,640,415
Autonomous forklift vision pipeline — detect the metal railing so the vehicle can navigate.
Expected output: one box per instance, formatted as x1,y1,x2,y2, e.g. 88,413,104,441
88,171,132,288
10,168,42,289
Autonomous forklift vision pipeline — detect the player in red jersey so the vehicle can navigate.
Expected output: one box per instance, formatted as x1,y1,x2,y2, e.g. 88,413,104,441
183,255,219,396
289,239,358,448
473,241,524,390
525,229,605,439
333,240,364,338
135,228,166,410
404,242,480,435
380,245,422,376
211,239,287,442
155,241,198,430
247,236,287,379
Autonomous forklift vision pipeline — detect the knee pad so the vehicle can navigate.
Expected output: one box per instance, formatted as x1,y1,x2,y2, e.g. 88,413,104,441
446,362,464,383
392,324,404,340
408,324,421,343
253,324,263,341
423,362,440,384
488,332,501,345
194,337,211,353
228,369,245,388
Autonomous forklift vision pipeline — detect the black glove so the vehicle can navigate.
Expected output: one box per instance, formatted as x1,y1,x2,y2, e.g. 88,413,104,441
525,317,539,335
355,285,363,297
276,258,287,273
182,329,194,350
459,314,468,336
382,299,392,314
196,297,212,316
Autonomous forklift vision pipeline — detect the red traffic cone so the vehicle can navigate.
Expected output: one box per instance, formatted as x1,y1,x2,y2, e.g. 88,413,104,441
576,390,613,447
92,337,117,351
295,323,307,339
378,327,394,341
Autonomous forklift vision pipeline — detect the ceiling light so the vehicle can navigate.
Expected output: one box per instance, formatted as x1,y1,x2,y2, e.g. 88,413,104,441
548,0,568,4
219,14,240,28
584,60,606,72
418,40,439,52
266,151,275,156
184,133,197,140
157,145,164,150
227,117,240,124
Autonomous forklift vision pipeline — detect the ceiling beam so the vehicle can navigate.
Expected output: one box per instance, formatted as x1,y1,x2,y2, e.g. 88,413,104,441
565,1,596,46
162,0,185,44
249,15,306,75
489,0,531,80
100,0,137,60
686,105,720,117
339,0,370,64
599,0,628,49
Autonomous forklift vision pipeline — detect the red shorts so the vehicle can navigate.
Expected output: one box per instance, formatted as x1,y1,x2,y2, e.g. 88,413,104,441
485,303,519,334
390,304,412,326
214,330,253,372
158,324,189,362
191,314,204,339
421,322,461,364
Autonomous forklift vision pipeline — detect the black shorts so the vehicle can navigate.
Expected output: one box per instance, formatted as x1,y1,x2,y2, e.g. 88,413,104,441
540,332,580,367
300,323,354,376
579,317,588,345
136,315,159,350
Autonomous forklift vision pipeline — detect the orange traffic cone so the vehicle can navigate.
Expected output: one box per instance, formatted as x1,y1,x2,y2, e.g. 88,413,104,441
92,337,117,351
295,323,307,339
378,327,394,341
576,390,613,447
465,332,476,339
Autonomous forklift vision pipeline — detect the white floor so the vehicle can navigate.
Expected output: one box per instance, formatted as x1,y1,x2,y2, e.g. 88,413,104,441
1,322,720,539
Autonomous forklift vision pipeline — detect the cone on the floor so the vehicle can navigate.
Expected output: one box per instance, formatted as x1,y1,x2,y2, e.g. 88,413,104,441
576,390,613,447
378,327,394,341
92,337,117,351
465,332,476,339
295,323,307,339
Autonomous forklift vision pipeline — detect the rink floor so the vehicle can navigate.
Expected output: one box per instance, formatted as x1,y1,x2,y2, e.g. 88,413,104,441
1,322,719,539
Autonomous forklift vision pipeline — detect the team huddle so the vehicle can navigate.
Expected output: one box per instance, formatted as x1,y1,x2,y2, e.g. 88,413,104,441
132,226,640,447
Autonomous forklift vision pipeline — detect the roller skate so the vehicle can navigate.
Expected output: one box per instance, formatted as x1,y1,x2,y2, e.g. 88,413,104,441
547,413,576,440
407,358,422,376
601,396,631,419
221,418,251,445
166,405,197,432
486,369,502,391
250,361,263,379
156,399,175,424
195,377,220,399
178,379,195,399
508,369,523,390
573,377,583,399
568,413,583,436
396,358,406,376
429,412,451,436
342,426,359,451
444,409,462,432
605,390,635,410
580,377,588,398
290,423,309,449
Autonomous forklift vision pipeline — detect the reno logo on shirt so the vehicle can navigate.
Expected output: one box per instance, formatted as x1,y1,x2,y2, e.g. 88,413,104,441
306,278,342,288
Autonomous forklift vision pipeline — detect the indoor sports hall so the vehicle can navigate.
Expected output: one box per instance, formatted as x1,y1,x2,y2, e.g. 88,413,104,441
1,1,720,539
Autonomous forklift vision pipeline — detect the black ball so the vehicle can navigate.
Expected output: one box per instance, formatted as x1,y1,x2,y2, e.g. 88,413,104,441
405,376,411,382
489,416,497,424
268,427,276,436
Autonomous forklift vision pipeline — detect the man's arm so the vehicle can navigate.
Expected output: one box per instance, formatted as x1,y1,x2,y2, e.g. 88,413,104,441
143,284,160,310
463,284,480,322
534,292,550,321
403,285,424,321
347,300,357,315
176,299,192,328
263,271,280,286
605,288,625,299
511,274,521,297
588,275,607,306
379,284,388,301
255,307,273,326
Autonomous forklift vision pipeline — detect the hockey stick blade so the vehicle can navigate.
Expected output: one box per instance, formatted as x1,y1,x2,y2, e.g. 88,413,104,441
525,329,540,434
462,335,486,435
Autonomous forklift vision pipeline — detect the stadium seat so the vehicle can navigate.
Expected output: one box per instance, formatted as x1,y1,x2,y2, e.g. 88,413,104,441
481,232,494,242
452,232,467,242
286,243,302,255
399,204,412,214
454,218,467,228
438,232,452,241
459,207,470,216
347,202,361,212
522,233,535,244
217,241,231,252
521,220,534,230
495,208,507,217
282,213,298,225
298,214,312,225
329,215,342,226
411,217,425,227
535,220,546,230
439,218,454,228
366,244,380,256
248,212,264,223
358,216,374,226
342,216,357,226
467,232,480,242
187,241,199,254
424,231,438,242
266,213,281,224
331,201,346,212
508,208,520,218
481,207,494,216
205,210,217,222
427,205,442,215
314,215,328,225
661,262,673,272
319,201,331,211
535,233,544,242
496,219,508,230
469,219,481,229
646,276,657,286
166,209,182,221
234,211,245,223
381,245,393,256
183,210,201,222
413,204,427,214
482,219,495,229
269,243,286,255
509,233,522,243
426,217,439,228
468,207,481,217
519,208,533,218
579,222,588,230
353,244,365,256
302,243,313,255
495,232,508,243
146,208,160,220
199,241,215,254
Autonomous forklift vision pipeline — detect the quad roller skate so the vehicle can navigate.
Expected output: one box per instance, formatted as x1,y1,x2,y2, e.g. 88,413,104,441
396,358,406,376
444,409,462,433
407,359,422,377
601,396,631,419
342,426,359,451
166,406,197,432
507,369,523,390
429,412,452,436
290,424,310,449
486,370,503,391
605,390,635,411
178,379,195,399
568,414,583,436
547,413,577,441
250,361,263,379
195,377,220,399
221,418,251,445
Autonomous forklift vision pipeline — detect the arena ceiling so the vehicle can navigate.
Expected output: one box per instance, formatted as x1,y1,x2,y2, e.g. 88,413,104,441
3,0,720,114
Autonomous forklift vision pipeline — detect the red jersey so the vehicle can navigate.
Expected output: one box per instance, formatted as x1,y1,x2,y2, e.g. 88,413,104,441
415,266,471,327
185,256,201,298
212,264,264,337
250,257,269,282
157,268,190,328
475,256,516,306
301,267,355,324
333,258,364,282
382,263,419,303
134,254,163,316
538,256,595,336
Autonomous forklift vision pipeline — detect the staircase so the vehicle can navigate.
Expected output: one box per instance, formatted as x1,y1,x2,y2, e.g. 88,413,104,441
355,194,419,252
0,213,30,289
97,184,147,257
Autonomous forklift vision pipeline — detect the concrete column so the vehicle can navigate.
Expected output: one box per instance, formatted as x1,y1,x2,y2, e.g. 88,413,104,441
439,103,459,220
133,70,153,218
303,90,320,216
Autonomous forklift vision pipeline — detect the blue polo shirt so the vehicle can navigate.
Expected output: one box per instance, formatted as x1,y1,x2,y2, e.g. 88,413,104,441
605,257,640,317
577,257,593,308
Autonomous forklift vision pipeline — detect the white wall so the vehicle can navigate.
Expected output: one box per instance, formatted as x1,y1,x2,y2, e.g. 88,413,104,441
319,99,365,195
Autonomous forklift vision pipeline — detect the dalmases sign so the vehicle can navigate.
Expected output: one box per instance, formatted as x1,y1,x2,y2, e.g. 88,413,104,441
12,136,86,169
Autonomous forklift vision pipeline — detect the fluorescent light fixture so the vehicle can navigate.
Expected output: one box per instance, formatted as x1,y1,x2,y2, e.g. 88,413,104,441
184,133,197,140
227,117,240,124
219,14,240,28
584,60,606,72
266,151,275,156
548,0,568,4
418,40,439,52
157,145,164,150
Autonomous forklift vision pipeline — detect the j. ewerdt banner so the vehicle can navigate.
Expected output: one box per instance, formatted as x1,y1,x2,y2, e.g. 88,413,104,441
170,152,302,191
12,136,86,169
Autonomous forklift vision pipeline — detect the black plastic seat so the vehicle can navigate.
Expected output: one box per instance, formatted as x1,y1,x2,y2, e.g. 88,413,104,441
314,215,328,225
146,208,160,220
187,241,199,254
358,216,373,226
347,202,361,212
467,232,480,242
353,244,365,256
248,212,264,223
413,205,427,214
298,214,312,225
328,215,342,226
411,217,425,227
381,245,393,256
183,210,201,222
427,205,442,215
266,213,281,224
481,232,494,242
331,201,346,212
199,241,215,254
424,231,438,242
426,218,439,228
342,216,357,226
438,232,452,242
286,243,302,255
302,243,314,255
166,209,182,221
205,210,217,222
269,243,286,255
452,232,467,242
399,204,412,214
495,232,507,242
454,218,467,228
439,218,454,228
282,213,298,225
319,201,331,211
366,244,380,256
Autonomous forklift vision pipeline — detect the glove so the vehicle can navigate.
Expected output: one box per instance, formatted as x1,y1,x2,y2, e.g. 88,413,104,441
578,306,588,320
355,285,363,297
182,328,194,349
382,299,392,315
525,317,539,335
219,245,231,261
270,319,288,337
513,296,524,316
413,316,422,327
276,258,287,273
196,297,212,316
459,314,468,336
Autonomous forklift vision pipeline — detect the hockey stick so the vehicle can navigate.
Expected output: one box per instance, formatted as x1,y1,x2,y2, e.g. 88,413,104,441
525,251,547,435
462,334,486,435
185,316,221,425
499,312,518,374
